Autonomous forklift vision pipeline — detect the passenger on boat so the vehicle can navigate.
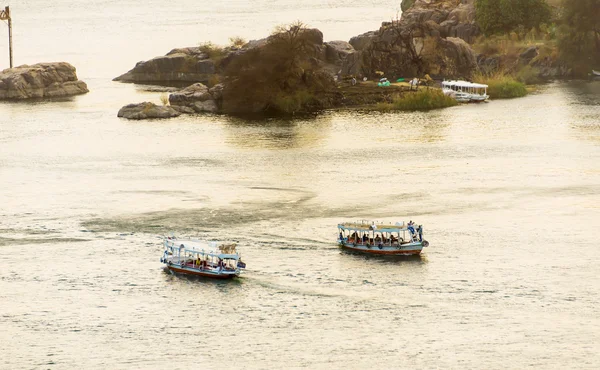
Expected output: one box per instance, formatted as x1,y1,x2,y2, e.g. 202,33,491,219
375,235,382,244
362,234,368,243
408,222,416,235
339,232,344,241
417,225,423,242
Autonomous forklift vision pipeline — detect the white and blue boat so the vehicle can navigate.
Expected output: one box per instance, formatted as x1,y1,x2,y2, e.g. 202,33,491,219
337,220,429,255
442,80,489,102
161,237,246,279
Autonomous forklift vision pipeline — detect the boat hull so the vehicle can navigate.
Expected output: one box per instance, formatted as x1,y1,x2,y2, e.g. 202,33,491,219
338,241,426,255
165,265,239,279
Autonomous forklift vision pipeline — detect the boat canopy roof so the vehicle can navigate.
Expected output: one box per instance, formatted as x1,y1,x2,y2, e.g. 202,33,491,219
175,247,240,260
165,238,240,259
338,222,416,232
442,80,488,88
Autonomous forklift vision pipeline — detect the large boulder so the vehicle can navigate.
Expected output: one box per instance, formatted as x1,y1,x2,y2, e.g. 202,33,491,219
349,31,378,51
423,37,478,77
192,100,218,113
117,102,181,120
168,82,221,113
324,41,355,65
401,0,479,43
168,83,212,105
0,62,88,100
342,29,477,79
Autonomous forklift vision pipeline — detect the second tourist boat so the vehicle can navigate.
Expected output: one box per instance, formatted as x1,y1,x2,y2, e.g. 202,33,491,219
442,80,489,102
337,221,429,255
161,236,246,279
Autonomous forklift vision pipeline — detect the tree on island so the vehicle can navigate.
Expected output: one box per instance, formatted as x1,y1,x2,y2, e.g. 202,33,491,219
475,0,552,35
557,0,600,76
222,21,333,115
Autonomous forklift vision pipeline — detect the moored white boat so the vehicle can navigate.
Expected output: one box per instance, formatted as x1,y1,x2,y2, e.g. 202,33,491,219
592,70,600,76
161,237,246,279
442,80,489,102
337,220,429,255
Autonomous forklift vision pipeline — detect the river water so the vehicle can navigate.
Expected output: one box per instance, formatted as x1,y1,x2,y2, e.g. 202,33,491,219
1,1,600,369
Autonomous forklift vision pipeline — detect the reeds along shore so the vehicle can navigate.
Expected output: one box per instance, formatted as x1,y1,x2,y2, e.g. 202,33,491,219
473,71,528,99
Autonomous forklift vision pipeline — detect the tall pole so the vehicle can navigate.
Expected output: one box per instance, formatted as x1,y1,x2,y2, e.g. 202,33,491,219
7,7,11,68
1,6,12,68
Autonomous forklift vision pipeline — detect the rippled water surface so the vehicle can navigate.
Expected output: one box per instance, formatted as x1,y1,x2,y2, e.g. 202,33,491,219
1,1,600,369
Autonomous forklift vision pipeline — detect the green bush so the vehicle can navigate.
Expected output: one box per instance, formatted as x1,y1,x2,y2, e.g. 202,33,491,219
474,71,528,99
476,0,552,36
377,89,458,111
486,77,527,99
489,79,527,99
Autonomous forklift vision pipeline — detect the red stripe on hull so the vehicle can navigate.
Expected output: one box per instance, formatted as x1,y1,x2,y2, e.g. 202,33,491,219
167,266,238,279
340,245,422,255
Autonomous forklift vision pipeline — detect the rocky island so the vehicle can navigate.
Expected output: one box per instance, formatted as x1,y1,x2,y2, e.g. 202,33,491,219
114,0,597,118
0,62,88,100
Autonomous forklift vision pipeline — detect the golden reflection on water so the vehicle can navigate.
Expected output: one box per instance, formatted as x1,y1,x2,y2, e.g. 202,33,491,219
223,115,332,150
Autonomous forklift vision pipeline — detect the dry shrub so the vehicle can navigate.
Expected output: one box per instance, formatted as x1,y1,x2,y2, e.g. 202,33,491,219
198,42,226,60
229,36,247,48
159,93,169,106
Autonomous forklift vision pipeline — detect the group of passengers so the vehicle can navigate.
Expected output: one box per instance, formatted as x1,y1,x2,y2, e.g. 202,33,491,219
343,231,401,246
189,256,234,270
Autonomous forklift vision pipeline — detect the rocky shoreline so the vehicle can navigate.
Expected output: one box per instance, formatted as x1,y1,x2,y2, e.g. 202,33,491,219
113,0,575,119
0,62,88,100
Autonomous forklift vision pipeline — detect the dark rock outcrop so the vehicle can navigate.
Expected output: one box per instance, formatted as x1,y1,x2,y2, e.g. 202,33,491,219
114,29,343,87
114,47,217,84
117,102,181,120
342,24,477,79
340,0,480,79
477,43,572,80
530,56,572,79
0,62,88,100
519,46,539,65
